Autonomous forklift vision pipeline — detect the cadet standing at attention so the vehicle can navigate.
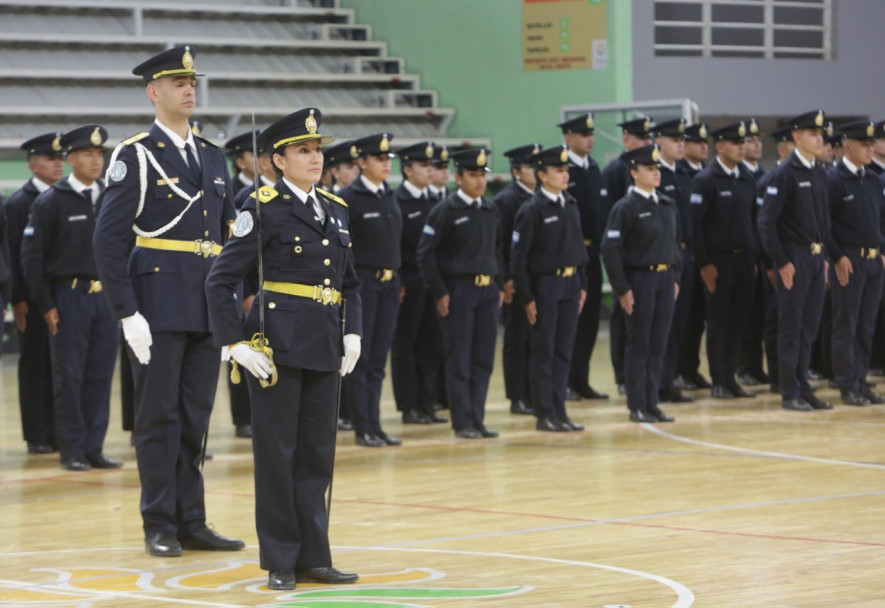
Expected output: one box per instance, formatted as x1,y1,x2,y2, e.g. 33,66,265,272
225,131,257,194
758,110,833,412
93,46,243,557
601,145,682,423
511,145,588,432
494,143,540,416
417,147,504,439
428,144,451,202
339,133,403,447
5,132,62,454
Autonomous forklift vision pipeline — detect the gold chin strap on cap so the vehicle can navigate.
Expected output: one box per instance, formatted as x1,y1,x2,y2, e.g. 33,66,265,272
229,333,279,388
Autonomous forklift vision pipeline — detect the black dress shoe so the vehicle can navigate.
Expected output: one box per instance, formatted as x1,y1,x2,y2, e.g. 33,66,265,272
268,569,296,590
711,385,734,399
454,427,482,439
659,388,694,403
295,566,358,584
86,452,123,469
673,375,696,391
145,531,182,557
179,526,245,551
355,432,386,447
782,398,813,412
374,429,402,446
27,442,55,454
235,424,252,438
807,369,826,381
559,416,584,431
828,379,840,389
628,410,657,423
427,411,448,423
726,383,756,398
536,417,569,432
841,391,868,406
564,387,582,401
402,409,433,424
509,399,533,415
61,456,91,471
860,385,885,404
802,393,833,410
476,425,499,438
865,379,877,388
688,372,712,389
337,417,354,431
617,384,627,395
575,385,609,399
649,409,675,423
737,372,762,386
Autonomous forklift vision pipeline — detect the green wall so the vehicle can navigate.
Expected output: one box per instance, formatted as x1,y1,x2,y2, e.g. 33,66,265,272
340,0,634,169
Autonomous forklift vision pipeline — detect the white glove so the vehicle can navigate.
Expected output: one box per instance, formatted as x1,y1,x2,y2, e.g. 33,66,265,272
121,311,152,365
230,343,273,380
340,334,361,376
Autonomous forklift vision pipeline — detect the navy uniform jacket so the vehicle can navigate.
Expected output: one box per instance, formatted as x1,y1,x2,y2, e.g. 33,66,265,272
4,179,39,305
690,161,758,268
492,182,533,282
393,183,435,270
22,177,104,313
678,159,705,180
93,123,236,332
758,151,831,269
510,190,589,304
659,160,694,247
600,157,630,222
338,178,402,269
826,160,885,259
567,157,605,244
205,183,362,371
416,192,504,300
601,190,683,296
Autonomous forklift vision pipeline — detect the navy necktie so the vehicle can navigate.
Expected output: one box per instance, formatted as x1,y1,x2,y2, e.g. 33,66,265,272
81,188,94,211
185,145,202,184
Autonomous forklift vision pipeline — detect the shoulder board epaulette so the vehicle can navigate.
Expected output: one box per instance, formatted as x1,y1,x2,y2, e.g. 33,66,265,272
195,135,219,149
249,185,279,204
122,132,150,146
317,188,347,207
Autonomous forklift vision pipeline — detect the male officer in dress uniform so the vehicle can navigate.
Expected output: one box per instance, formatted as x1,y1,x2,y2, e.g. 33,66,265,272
511,145,588,431
654,118,695,404
557,114,608,402
93,45,243,556
391,141,449,424
5,132,62,454
339,133,403,447
22,125,120,471
826,120,885,405
225,131,256,194
601,145,682,423
417,147,504,439
494,143,540,415
692,121,758,400
428,144,451,202
758,110,833,412
602,116,654,394
830,129,844,166
675,122,712,392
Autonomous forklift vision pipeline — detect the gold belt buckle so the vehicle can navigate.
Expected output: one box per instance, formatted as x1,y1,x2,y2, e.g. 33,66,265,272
656,264,668,272
88,280,102,294
866,248,879,259
199,240,215,258
319,286,334,305
475,274,492,287
810,242,822,255
557,266,576,277
377,269,394,282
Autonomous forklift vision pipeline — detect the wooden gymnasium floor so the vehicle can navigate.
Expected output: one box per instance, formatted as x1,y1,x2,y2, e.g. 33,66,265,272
2,331,885,608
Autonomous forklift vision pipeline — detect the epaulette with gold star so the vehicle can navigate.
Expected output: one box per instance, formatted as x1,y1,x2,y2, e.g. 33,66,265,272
121,132,150,146
317,187,347,207
249,185,279,204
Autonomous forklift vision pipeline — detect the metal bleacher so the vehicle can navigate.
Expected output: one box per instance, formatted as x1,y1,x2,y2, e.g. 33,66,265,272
0,0,487,161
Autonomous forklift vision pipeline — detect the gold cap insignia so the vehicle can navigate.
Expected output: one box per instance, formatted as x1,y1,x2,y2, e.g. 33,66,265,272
182,47,194,70
814,111,824,127
380,134,390,152
476,149,487,166
191,123,202,137
532,144,540,155
868,124,875,138
738,123,747,137
749,120,759,134
425,143,434,159
90,128,103,146
699,125,708,139
678,121,685,133
305,109,318,135
586,115,594,129
560,147,568,163
651,147,660,162
643,119,651,132
349,145,358,158
51,136,62,152
440,147,449,162
826,123,834,137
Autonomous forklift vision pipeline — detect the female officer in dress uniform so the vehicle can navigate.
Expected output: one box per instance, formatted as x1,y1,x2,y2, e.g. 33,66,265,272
205,108,362,591
601,145,682,423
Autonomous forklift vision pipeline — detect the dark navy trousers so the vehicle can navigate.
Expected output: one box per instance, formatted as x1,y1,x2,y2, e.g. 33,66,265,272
501,294,531,402
661,248,696,391
18,297,55,445
568,245,602,390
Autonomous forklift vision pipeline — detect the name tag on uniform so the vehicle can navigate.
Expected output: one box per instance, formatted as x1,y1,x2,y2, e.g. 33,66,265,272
799,181,811,188
843,194,855,202
454,216,469,225
607,229,620,239
213,177,225,185
68,215,88,222
766,186,778,195
363,212,381,219
690,193,703,204
339,228,349,234
544,216,559,224
569,182,576,188
23,226,34,236
407,211,422,219
720,190,733,197
664,185,675,192
156,177,179,186
638,212,652,218
423,225,436,236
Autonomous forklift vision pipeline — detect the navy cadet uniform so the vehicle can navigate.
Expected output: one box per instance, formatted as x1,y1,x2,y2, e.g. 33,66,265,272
692,121,759,399
5,133,57,454
826,121,885,405
494,143,540,415
511,146,588,432
338,133,402,447
601,116,654,391
758,110,833,412
205,108,361,586
22,125,119,471
390,141,448,424
557,114,608,401
601,145,682,423
93,46,243,554
654,118,696,404
428,144,451,203
868,120,885,376
417,147,503,438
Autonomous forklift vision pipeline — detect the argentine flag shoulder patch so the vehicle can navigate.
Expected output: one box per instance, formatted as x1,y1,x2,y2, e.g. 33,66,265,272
607,229,621,239
766,185,778,196
422,224,436,236
690,193,703,204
